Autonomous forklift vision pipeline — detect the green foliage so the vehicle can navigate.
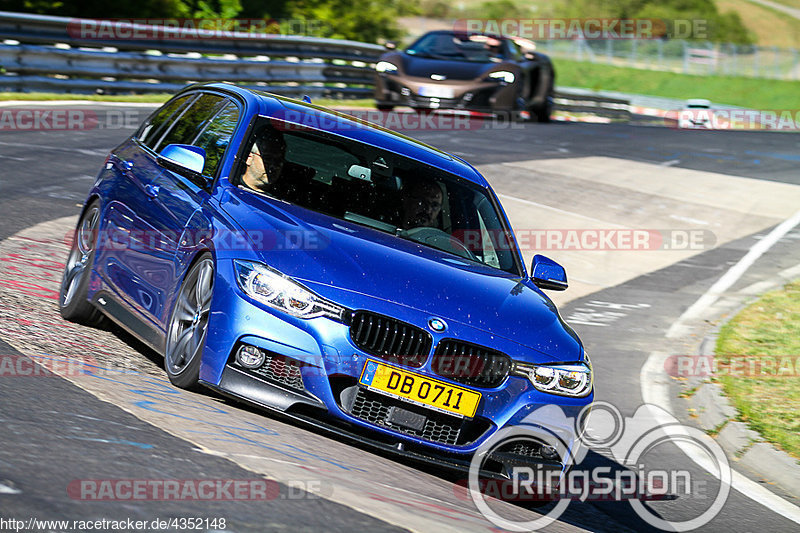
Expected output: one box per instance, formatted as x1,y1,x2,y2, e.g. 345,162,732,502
286,0,406,42
552,0,753,43
1,0,189,17
471,0,532,19
2,0,407,43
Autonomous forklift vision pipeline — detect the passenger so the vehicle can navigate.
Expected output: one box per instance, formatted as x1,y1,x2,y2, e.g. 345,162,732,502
400,179,443,229
240,129,286,193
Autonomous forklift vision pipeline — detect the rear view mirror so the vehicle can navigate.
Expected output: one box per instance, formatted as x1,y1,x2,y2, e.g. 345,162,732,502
530,254,568,291
348,164,372,181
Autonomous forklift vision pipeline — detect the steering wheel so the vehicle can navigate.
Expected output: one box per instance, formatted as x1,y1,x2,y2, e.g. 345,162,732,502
403,227,479,262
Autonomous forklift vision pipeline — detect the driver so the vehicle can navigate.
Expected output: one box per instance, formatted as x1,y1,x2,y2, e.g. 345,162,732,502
400,179,443,229
240,128,286,193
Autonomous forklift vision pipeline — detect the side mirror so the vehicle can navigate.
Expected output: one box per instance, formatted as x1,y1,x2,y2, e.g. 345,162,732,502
530,254,568,291
384,41,397,50
157,144,207,184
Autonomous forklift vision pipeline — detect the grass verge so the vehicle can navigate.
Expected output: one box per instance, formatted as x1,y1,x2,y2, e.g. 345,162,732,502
555,59,800,109
715,279,800,459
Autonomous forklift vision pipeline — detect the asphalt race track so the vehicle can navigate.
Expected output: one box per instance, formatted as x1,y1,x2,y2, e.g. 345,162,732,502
1,103,799,532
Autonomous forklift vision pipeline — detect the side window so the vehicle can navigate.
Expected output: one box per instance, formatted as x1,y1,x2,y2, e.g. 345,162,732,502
155,93,226,152
193,101,240,177
139,94,193,149
504,39,521,60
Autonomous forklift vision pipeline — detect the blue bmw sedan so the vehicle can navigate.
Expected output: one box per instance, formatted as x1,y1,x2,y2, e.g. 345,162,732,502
60,82,592,477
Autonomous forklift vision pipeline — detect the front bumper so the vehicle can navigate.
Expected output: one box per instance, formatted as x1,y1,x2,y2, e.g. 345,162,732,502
199,260,592,474
374,73,518,112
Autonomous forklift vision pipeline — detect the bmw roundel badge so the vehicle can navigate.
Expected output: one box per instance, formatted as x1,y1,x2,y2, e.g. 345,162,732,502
428,318,447,332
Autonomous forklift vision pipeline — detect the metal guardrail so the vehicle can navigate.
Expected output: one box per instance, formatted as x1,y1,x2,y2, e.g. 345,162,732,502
0,11,630,115
553,91,630,120
0,11,383,97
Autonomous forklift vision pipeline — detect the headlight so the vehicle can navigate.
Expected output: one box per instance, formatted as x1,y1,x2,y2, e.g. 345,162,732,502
512,358,593,397
488,70,515,83
375,61,399,73
233,260,345,320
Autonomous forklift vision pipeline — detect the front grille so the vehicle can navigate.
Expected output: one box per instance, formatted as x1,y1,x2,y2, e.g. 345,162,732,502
349,311,431,368
344,387,463,445
235,351,305,391
504,441,543,458
432,340,511,388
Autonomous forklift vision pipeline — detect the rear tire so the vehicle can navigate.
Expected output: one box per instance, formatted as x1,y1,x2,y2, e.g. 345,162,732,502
59,201,105,326
377,104,395,111
164,253,214,390
533,88,554,123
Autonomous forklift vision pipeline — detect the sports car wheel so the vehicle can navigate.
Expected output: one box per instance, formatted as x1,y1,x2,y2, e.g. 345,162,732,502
534,91,554,123
165,253,214,389
59,201,105,326
377,104,395,111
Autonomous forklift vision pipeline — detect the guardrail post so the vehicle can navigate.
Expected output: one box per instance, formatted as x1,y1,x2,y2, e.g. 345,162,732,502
793,48,799,80
657,39,663,69
682,40,688,73
754,46,760,77
773,46,780,79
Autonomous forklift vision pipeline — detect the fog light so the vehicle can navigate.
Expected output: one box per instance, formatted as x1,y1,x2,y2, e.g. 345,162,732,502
541,445,559,461
236,345,265,369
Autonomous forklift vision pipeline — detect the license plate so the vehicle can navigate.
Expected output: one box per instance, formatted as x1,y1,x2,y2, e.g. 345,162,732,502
359,360,481,418
418,85,454,98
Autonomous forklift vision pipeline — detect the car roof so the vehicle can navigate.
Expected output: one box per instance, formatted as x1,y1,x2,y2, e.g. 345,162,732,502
686,98,712,107
419,29,508,41
188,82,489,188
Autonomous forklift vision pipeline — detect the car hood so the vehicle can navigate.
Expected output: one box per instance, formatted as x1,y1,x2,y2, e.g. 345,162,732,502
399,54,504,81
221,189,581,360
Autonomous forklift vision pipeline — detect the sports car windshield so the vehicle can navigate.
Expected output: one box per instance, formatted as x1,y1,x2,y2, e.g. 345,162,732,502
407,33,506,62
236,120,521,274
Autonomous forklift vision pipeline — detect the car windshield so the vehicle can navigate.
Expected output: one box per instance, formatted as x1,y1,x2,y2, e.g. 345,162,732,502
236,120,520,274
407,32,505,62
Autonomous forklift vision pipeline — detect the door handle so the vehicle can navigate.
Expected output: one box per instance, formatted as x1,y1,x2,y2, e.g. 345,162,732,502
144,184,159,199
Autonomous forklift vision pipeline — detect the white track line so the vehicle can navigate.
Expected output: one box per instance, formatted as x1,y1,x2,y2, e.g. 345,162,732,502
643,208,800,524
666,208,800,338
496,193,629,227
0,482,20,494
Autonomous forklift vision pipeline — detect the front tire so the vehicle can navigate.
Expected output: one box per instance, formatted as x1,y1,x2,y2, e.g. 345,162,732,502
164,253,214,389
59,201,105,326
376,104,395,111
